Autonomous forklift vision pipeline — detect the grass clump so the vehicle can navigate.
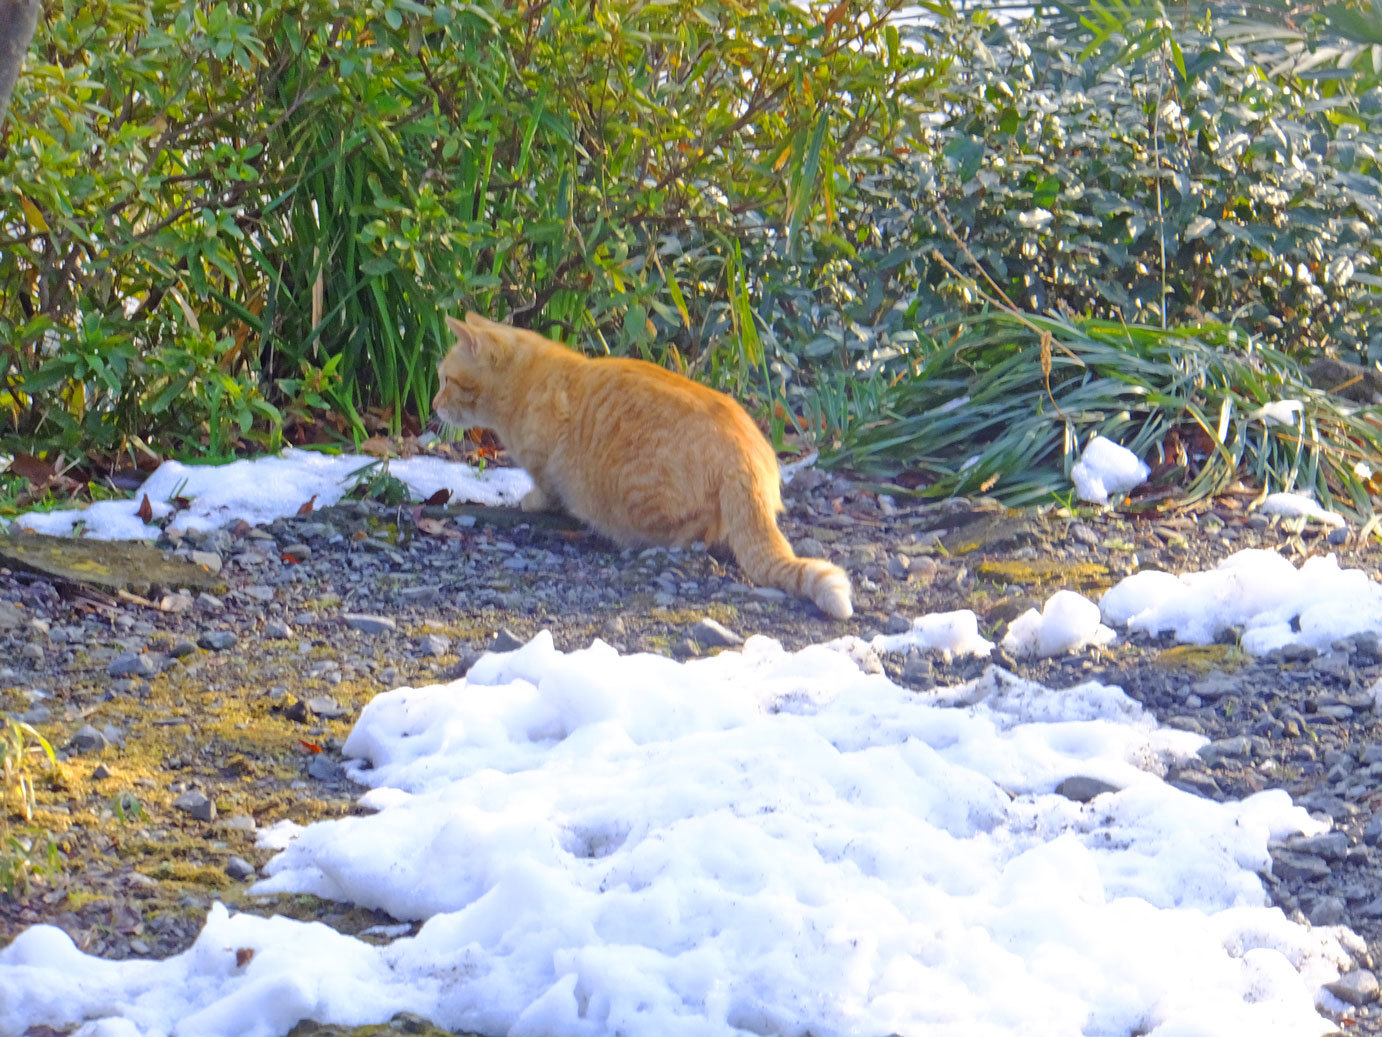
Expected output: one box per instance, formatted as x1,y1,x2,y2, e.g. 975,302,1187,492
1,716,61,895
816,311,1382,517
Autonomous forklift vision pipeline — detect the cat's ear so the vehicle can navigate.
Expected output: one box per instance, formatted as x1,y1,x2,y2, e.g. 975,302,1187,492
445,315,484,360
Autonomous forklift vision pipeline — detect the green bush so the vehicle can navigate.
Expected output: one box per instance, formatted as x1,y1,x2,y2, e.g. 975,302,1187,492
797,9,1382,367
1,0,949,456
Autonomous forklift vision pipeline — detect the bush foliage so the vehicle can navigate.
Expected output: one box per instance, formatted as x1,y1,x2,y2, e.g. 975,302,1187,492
1,0,942,456
2,1,1379,512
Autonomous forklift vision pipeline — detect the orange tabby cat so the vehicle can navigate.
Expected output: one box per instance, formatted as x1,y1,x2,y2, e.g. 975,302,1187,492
432,312,853,619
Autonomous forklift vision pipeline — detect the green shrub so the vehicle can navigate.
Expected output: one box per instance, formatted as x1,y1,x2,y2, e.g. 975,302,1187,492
1,0,951,455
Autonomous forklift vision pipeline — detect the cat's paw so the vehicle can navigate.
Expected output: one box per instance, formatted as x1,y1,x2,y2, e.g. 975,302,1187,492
520,486,554,512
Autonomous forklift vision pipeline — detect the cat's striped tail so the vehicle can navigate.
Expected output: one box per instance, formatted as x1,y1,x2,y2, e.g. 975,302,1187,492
726,506,853,620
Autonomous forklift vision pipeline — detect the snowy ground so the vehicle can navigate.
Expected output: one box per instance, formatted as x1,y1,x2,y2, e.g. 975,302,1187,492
1,448,1375,1037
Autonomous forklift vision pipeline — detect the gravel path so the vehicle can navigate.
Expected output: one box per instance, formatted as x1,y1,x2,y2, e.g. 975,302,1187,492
2,470,1380,1034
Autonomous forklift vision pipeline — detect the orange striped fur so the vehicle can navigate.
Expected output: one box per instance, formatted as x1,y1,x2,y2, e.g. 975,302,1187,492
432,313,853,620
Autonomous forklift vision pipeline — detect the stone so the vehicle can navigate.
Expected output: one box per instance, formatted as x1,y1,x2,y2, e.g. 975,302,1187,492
690,617,744,648
1285,830,1350,861
1326,970,1380,1007
1306,895,1348,926
1365,815,1382,847
20,643,43,665
68,725,107,754
189,550,223,574
198,630,237,651
307,756,342,782
1313,651,1354,680
398,585,440,606
1055,776,1121,803
91,762,113,780
242,584,276,603
280,543,312,562
419,634,451,658
225,856,257,881
491,628,525,652
172,789,216,822
108,652,156,679
343,613,397,635
264,620,293,639
305,695,346,719
1269,850,1331,883
170,640,198,658
1198,735,1251,765
196,592,224,611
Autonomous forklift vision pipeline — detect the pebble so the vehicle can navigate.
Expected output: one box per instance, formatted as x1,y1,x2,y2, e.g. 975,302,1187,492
108,652,156,679
491,628,526,652
264,620,293,639
196,592,223,611
225,856,257,880
1270,850,1331,882
398,585,441,606
172,790,216,822
419,634,451,657
198,630,238,651
67,725,107,754
1055,776,1120,802
343,613,397,635
1326,969,1381,1006
305,695,346,719
280,543,312,562
189,551,223,574
690,617,744,648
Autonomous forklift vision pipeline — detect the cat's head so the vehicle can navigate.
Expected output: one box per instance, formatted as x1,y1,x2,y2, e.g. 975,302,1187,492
432,313,512,428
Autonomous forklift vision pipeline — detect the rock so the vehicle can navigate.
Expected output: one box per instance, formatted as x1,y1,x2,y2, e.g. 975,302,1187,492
1306,895,1348,926
885,613,912,636
170,640,198,658
419,633,451,658
749,587,787,603
307,756,342,782
398,585,440,606
491,628,525,652
189,550,223,574
198,630,238,651
91,762,113,780
1270,850,1331,883
67,725,107,754
1364,815,1382,847
1198,735,1251,765
690,618,744,648
172,789,216,822
196,592,224,611
20,643,43,665
1055,776,1121,803
1286,830,1350,861
108,652,157,679
1313,651,1354,680
264,620,293,639
1325,970,1380,1007
343,613,397,635
225,856,257,881
242,584,276,603
305,695,346,719
280,543,312,562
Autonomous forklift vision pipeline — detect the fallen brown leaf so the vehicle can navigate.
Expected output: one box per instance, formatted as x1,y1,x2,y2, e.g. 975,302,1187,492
359,436,394,459
422,488,451,506
296,494,317,516
135,494,154,523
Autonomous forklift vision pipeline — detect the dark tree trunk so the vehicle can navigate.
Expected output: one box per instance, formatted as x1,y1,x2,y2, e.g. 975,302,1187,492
0,0,41,130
